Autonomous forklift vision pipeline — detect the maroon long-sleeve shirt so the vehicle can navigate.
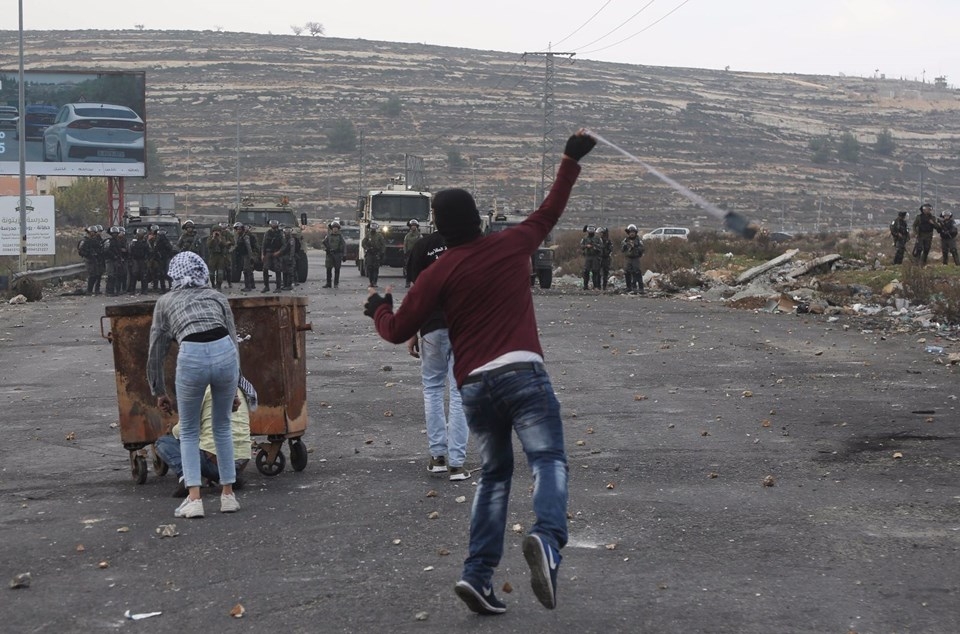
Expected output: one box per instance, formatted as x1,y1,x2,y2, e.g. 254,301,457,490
374,158,581,386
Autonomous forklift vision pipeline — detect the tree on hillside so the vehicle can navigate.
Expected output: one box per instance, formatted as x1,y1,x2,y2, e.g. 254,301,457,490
305,22,325,36
134,24,144,31
327,119,357,153
838,131,861,163
291,25,304,36
382,94,402,117
875,128,896,156
54,178,107,227
447,149,468,173
808,136,833,164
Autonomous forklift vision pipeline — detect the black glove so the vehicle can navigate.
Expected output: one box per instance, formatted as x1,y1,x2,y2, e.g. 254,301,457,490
564,133,597,161
363,292,393,318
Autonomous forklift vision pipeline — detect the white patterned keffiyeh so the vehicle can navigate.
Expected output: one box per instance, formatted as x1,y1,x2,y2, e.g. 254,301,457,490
167,251,210,290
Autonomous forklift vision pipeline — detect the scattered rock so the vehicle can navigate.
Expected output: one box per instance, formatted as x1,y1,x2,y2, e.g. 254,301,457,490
10,572,31,589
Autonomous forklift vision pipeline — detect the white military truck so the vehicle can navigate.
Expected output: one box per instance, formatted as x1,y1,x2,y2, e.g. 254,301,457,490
356,175,432,277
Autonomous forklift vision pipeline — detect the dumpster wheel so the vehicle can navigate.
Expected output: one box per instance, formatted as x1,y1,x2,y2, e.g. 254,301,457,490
289,438,308,472
130,453,148,484
256,447,286,476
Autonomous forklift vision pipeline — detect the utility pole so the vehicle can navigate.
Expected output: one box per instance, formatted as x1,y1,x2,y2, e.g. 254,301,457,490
523,50,574,204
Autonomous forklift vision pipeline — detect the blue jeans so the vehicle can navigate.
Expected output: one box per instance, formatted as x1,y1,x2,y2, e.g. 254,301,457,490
154,435,221,482
421,329,468,467
458,364,568,586
175,337,239,488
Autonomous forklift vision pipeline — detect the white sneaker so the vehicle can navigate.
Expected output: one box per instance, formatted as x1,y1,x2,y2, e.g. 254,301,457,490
220,493,240,513
174,497,204,518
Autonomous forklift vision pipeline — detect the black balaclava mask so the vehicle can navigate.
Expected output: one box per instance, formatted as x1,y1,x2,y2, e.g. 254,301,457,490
433,189,482,247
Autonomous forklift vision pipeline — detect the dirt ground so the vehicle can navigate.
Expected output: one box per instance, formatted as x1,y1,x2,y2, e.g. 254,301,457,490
1,251,958,633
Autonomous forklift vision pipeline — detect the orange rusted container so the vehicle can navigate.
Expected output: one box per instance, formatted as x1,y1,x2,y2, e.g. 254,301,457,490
102,295,312,482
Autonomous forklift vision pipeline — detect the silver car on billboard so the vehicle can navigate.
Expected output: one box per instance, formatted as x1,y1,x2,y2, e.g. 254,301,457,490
42,103,145,162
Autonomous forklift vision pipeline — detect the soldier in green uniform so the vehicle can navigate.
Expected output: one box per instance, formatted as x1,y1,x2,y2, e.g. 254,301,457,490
260,219,283,292
128,227,149,295
218,222,236,288
939,211,959,265
580,225,603,290
403,218,422,287
912,203,941,266
277,225,297,291
889,211,910,265
177,220,203,255
206,225,230,290
322,220,346,289
621,224,645,294
78,225,103,295
362,221,387,287
599,227,613,291
233,223,258,292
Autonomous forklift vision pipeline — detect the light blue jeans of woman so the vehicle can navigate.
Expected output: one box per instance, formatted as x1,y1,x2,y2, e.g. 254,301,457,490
175,336,239,488
421,329,469,467
458,364,568,587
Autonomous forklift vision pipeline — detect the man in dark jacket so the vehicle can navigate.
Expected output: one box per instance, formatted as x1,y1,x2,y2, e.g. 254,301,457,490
912,203,941,265
889,211,910,265
938,210,959,265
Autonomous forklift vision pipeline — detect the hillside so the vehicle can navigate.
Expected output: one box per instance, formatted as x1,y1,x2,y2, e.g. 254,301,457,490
1,29,958,232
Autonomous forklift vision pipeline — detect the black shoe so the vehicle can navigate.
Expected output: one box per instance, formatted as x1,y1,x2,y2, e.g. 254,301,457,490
261,287,271,293
523,534,560,610
322,284,332,288
454,579,506,615
171,478,188,498
281,285,293,291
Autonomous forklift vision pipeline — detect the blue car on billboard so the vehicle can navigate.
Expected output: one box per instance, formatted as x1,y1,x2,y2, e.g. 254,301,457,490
23,105,59,140
42,102,145,162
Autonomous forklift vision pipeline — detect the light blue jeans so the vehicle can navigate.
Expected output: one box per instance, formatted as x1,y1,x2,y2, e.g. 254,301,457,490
421,329,468,467
458,364,567,586
175,336,239,488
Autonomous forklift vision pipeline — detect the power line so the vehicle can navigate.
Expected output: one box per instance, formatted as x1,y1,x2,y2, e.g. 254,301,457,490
551,0,616,49
568,0,657,51
579,0,693,56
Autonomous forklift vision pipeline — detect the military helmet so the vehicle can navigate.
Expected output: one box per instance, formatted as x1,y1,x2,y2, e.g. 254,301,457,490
182,220,194,228
330,220,341,228
158,229,167,235
218,222,228,228
370,222,379,231
233,222,244,229
599,227,609,235
920,203,933,211
586,225,597,233
944,210,954,218
897,211,907,217
109,226,120,234
408,219,419,227
95,224,104,232
626,223,638,232
86,225,97,233
149,224,159,232
283,225,293,233
136,228,146,235
118,226,126,234
269,219,280,227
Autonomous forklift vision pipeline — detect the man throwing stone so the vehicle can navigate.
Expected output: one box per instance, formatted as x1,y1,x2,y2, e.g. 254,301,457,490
364,130,596,615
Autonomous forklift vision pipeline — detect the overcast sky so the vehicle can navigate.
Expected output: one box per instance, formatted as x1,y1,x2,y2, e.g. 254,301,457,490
4,0,957,84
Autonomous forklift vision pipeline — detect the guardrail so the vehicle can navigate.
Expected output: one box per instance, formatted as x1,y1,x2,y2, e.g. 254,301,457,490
11,263,86,283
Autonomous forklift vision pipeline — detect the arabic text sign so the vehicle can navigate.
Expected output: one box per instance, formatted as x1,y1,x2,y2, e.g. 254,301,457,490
0,195,56,255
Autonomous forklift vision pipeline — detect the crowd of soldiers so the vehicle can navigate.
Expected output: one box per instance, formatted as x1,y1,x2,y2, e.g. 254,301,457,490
77,218,303,296
580,224,645,293
890,203,959,266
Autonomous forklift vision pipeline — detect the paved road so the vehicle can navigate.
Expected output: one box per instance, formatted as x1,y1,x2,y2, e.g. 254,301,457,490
1,251,958,633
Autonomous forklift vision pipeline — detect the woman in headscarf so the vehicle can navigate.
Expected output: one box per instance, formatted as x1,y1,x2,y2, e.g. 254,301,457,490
147,251,241,518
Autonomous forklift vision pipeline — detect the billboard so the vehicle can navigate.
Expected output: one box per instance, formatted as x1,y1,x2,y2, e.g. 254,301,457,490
0,195,56,255
0,70,146,177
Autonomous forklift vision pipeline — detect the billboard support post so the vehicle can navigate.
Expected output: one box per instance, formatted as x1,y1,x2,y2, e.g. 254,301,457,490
107,177,124,228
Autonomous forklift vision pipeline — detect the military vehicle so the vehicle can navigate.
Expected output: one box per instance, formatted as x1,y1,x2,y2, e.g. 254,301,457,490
485,211,554,289
123,197,182,242
228,194,309,283
356,175,431,276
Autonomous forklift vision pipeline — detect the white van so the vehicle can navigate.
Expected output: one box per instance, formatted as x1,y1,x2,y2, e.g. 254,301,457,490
642,227,690,240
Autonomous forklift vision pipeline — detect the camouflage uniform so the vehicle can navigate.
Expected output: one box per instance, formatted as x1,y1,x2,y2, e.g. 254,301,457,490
599,228,613,290
362,225,387,287
912,204,941,265
128,229,149,295
177,224,203,255
102,228,125,296
580,228,603,290
260,222,284,292
621,226,645,293
939,212,959,265
277,226,297,291
322,223,345,288
234,225,258,291
78,227,103,295
206,228,230,290
889,212,910,265
220,223,236,287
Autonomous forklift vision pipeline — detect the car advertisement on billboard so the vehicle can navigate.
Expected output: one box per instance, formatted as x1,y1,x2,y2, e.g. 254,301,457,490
0,70,146,177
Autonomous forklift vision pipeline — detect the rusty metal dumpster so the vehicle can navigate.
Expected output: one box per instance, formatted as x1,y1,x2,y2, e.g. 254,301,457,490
101,295,312,482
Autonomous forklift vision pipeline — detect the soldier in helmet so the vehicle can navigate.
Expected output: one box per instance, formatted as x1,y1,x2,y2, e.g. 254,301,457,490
621,224,645,293
580,225,602,290
889,211,910,265
322,220,345,289
128,227,150,295
102,226,125,296
362,221,387,287
177,220,202,255
260,219,283,292
938,210,959,265
219,222,236,288
912,203,941,265
275,225,297,291
233,223,259,292
598,227,613,291
206,223,230,290
403,218,422,287
78,225,104,295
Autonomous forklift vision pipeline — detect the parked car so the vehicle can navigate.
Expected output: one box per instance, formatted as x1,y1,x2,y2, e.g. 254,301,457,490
22,105,59,140
642,226,690,240
0,105,19,131
42,102,144,162
768,231,794,243
341,224,360,261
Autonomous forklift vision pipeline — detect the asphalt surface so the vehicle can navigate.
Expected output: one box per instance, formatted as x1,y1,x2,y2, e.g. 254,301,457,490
2,250,959,633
